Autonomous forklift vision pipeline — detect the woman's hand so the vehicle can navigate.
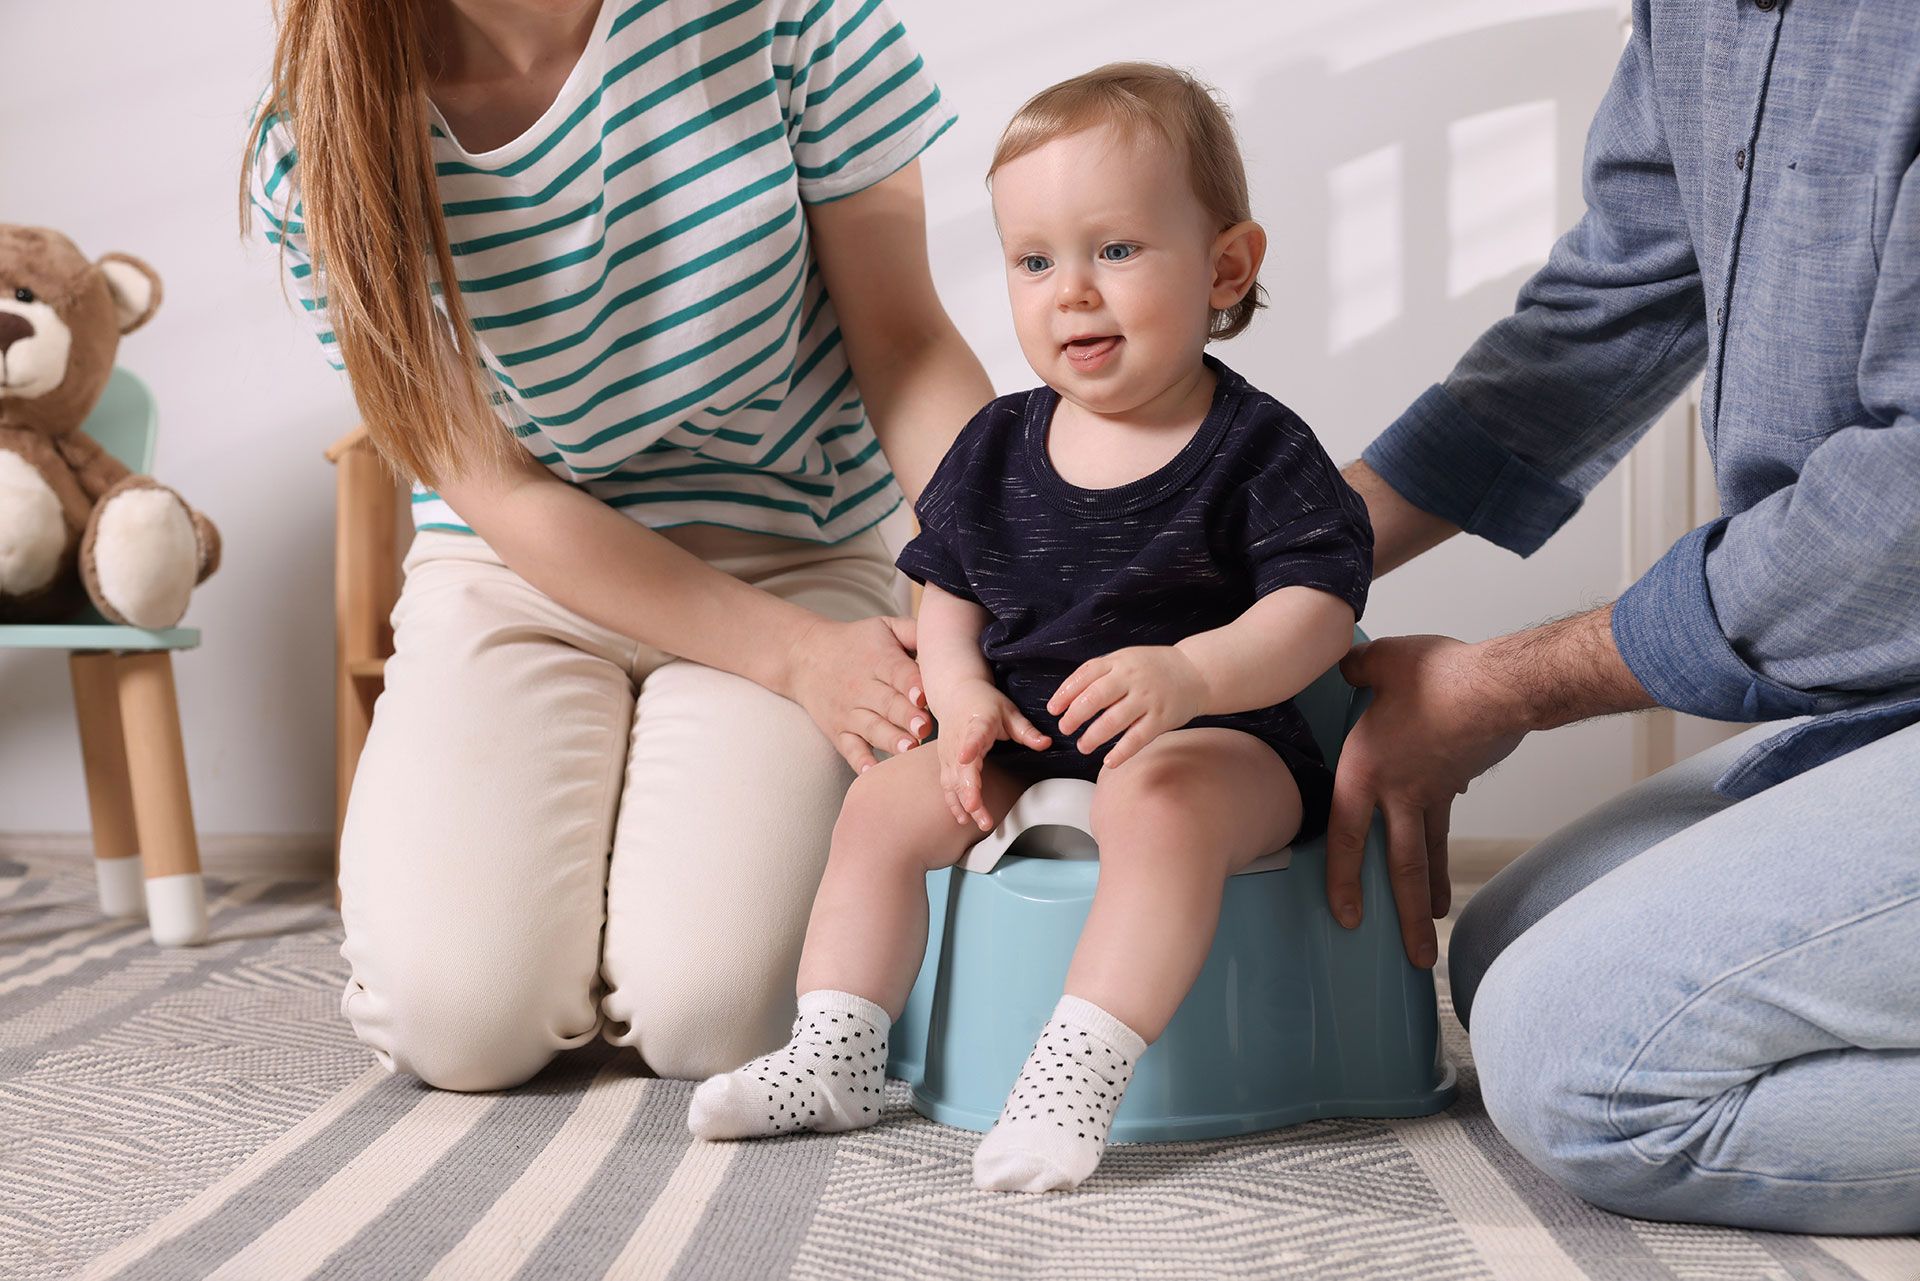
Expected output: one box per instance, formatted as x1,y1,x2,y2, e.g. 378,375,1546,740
786,614,931,772
1048,646,1207,770
934,678,1050,830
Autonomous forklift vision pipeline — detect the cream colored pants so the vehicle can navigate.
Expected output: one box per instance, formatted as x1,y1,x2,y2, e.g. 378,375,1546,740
338,525,904,1089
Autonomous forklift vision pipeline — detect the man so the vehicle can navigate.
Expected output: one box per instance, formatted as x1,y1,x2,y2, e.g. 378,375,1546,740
1328,0,1919,1234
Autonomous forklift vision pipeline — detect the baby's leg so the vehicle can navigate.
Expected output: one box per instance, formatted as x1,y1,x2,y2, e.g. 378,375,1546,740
689,744,1027,1140
974,729,1300,1191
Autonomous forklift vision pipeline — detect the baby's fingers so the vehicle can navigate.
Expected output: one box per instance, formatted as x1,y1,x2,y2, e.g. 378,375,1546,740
1076,698,1140,755
1004,706,1052,751
1047,659,1106,718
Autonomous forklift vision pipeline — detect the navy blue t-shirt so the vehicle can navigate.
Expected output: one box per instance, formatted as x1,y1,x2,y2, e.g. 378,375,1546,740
896,356,1373,839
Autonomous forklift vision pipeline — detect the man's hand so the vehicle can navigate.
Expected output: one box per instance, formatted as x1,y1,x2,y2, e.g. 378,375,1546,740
1325,635,1528,968
1326,607,1653,968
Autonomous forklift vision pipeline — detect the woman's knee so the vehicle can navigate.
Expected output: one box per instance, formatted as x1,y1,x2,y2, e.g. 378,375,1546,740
344,955,597,1093
611,962,795,1080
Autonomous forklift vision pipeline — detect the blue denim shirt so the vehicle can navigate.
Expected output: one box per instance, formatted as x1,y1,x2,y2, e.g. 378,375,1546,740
1363,0,1920,799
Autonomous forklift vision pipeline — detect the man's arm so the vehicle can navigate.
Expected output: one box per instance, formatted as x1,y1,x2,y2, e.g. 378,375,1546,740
1341,459,1459,576
1363,0,1706,563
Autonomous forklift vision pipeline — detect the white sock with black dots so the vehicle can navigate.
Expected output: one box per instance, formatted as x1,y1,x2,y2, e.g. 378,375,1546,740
972,995,1146,1192
686,989,890,1141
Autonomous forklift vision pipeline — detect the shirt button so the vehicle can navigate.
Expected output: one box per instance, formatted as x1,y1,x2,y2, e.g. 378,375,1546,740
1717,303,1727,326
1755,0,1776,10
1735,147,1746,171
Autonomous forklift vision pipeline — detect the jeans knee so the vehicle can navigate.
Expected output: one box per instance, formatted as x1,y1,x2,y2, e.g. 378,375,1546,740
1471,948,1667,1215
1446,892,1508,1029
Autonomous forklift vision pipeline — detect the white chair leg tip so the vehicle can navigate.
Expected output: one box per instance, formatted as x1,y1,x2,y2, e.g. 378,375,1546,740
95,856,147,918
144,873,207,947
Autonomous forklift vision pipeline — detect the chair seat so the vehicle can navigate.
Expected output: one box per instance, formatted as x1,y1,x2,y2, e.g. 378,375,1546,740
0,623,199,652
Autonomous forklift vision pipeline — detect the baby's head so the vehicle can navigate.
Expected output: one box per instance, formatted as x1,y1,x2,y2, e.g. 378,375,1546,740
989,62,1266,419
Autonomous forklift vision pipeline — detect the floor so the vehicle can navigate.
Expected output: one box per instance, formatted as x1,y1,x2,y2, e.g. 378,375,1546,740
4,853,1917,1280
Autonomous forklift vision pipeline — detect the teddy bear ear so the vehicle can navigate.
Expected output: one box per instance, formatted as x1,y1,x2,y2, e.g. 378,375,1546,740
96,253,164,334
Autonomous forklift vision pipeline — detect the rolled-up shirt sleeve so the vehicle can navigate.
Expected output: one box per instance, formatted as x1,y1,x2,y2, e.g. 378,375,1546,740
1615,148,1920,723
1363,4,1707,557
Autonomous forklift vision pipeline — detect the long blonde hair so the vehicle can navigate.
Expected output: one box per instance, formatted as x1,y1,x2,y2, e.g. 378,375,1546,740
989,62,1266,341
241,0,507,486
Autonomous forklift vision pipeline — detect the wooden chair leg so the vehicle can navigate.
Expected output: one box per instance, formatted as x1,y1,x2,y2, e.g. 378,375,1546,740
69,653,144,918
114,652,207,946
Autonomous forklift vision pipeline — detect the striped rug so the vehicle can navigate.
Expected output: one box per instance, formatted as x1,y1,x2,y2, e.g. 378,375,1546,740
3,854,1916,1280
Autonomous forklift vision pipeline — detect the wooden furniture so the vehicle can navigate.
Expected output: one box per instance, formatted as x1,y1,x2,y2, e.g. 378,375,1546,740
324,425,402,865
0,369,207,945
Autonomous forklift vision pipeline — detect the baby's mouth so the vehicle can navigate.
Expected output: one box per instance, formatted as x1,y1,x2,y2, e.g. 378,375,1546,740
1063,335,1121,365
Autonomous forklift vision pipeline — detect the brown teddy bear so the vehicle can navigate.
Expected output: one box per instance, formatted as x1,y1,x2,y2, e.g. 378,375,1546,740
0,225,219,629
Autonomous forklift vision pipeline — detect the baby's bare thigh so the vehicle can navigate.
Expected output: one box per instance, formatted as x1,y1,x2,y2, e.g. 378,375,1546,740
836,743,1031,871
1093,728,1304,867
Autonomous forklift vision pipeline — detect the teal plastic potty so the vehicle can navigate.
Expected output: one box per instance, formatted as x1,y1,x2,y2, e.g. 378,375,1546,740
887,630,1456,1142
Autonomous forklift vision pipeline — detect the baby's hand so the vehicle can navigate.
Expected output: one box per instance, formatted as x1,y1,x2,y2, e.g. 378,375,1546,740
1048,646,1206,770
934,678,1050,831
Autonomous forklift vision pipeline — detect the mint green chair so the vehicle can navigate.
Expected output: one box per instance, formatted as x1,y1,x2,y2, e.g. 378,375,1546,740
0,369,207,946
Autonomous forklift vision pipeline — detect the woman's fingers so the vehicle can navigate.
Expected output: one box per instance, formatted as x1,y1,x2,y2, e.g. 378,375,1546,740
873,689,928,744
839,732,878,774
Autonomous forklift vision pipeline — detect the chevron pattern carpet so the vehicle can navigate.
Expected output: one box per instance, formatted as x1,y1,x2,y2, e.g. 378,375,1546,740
3,853,1917,1280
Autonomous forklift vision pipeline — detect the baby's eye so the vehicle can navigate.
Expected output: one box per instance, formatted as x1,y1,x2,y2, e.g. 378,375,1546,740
1018,254,1052,274
1099,243,1138,263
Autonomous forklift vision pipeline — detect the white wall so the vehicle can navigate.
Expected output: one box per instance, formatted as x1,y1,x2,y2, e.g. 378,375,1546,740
0,0,1633,844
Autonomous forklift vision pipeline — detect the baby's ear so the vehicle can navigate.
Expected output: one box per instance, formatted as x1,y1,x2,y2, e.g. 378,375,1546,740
97,253,164,334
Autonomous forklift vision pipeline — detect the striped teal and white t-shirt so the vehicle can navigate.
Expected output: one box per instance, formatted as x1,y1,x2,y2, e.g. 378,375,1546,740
250,0,955,542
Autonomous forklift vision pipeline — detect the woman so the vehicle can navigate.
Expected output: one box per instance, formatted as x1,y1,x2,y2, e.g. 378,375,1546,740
245,0,987,1088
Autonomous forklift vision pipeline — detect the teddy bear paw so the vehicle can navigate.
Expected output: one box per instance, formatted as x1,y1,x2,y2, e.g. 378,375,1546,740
90,485,199,629
0,450,68,598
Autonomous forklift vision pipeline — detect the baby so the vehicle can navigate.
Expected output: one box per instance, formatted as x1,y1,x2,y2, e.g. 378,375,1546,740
688,62,1372,1193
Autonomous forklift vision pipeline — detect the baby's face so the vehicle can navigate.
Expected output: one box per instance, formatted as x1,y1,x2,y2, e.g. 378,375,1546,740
992,124,1223,418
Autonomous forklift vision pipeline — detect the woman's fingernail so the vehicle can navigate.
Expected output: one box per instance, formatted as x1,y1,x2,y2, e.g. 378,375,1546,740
910,717,929,737
909,686,924,705
897,738,913,754
860,763,871,773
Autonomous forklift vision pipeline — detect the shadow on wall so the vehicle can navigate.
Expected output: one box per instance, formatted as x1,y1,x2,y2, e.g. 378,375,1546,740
1236,9,1623,466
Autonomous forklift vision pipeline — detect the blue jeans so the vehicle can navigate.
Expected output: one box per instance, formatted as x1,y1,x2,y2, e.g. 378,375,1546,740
1452,721,1920,1235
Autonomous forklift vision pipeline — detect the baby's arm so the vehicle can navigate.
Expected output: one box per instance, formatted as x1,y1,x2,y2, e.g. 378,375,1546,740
917,584,1050,827
1050,587,1355,768
1174,586,1356,717
915,583,997,712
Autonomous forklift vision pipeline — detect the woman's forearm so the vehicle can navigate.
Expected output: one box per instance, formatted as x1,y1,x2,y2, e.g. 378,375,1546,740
1174,588,1356,716
440,459,818,696
853,328,993,503
1341,459,1460,576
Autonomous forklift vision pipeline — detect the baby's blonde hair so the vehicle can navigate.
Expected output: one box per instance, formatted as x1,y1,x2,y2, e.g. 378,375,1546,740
989,61,1265,341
